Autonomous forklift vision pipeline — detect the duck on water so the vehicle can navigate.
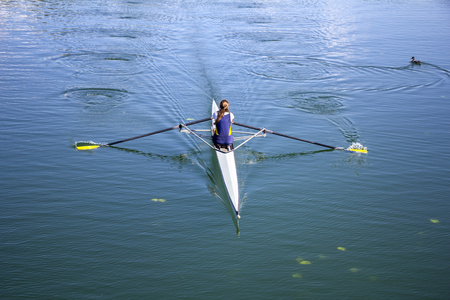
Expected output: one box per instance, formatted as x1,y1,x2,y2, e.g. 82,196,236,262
411,56,422,65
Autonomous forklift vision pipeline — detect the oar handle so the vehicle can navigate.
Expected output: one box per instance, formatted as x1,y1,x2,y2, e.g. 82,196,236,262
233,122,339,150
107,117,212,146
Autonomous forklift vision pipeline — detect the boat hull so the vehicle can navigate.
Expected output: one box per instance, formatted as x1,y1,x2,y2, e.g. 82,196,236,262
212,100,240,218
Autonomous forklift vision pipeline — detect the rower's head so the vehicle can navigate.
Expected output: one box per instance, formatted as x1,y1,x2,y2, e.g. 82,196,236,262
220,99,229,111
215,99,230,125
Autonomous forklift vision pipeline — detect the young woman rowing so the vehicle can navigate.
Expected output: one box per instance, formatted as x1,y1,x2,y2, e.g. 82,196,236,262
212,99,234,150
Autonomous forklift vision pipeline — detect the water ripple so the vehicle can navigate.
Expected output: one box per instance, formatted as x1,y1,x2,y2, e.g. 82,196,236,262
247,56,333,82
56,52,151,75
306,57,450,93
63,87,129,113
327,116,361,144
286,92,344,115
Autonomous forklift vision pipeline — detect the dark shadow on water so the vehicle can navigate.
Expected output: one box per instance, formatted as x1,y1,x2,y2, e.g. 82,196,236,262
108,145,197,167
243,148,334,164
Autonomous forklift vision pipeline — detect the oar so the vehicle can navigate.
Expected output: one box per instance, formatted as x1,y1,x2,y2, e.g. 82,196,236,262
233,122,367,153
75,117,212,150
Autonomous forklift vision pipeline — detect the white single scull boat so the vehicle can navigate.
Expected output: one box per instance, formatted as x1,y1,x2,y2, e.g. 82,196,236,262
211,99,241,219
75,100,367,220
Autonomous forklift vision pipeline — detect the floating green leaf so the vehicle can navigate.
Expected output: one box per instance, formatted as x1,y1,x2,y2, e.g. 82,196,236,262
296,257,311,265
152,198,166,203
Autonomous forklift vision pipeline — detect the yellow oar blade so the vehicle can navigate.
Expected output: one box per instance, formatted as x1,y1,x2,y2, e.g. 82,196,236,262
75,141,102,150
346,143,368,153
347,148,368,153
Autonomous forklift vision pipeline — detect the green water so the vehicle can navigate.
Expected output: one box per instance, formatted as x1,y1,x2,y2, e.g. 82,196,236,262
1,0,449,298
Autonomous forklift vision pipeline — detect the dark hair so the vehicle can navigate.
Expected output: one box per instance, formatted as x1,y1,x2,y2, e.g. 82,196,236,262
215,99,229,124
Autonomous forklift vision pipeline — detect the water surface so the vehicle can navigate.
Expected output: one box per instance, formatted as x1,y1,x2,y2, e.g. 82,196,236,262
1,0,449,298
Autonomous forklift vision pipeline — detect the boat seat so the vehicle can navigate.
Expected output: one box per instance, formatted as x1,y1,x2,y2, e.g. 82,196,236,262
216,144,234,152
